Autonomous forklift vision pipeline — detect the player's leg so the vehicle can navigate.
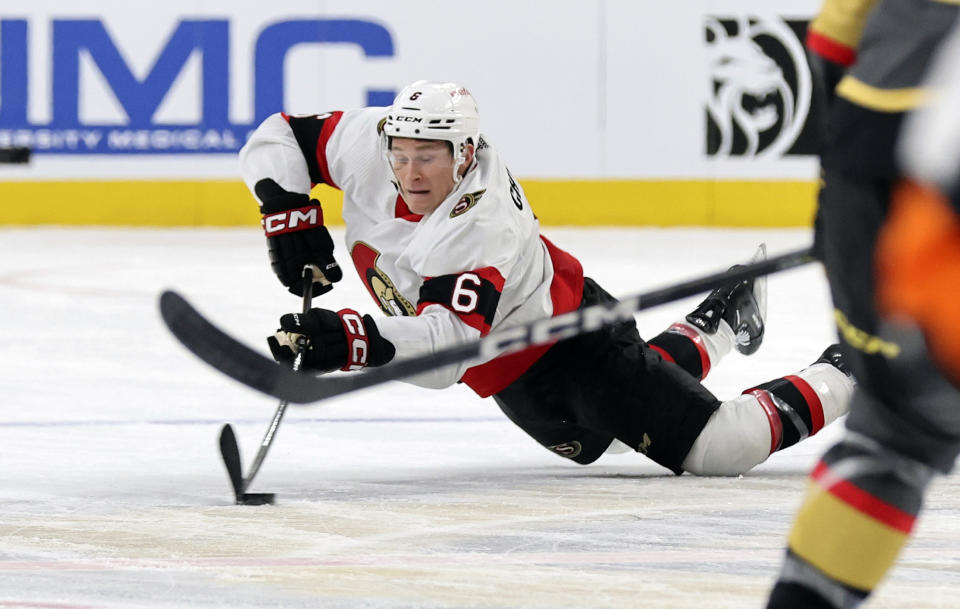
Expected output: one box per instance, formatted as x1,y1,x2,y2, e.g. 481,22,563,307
768,324,960,608
493,393,615,464
491,277,636,464
766,165,960,607
680,344,854,475
647,248,766,380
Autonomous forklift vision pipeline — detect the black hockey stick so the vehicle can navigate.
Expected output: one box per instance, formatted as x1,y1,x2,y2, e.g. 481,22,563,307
162,245,815,407
218,266,315,505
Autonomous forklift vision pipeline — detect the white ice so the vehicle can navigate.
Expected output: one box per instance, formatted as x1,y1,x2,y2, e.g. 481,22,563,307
1,227,958,609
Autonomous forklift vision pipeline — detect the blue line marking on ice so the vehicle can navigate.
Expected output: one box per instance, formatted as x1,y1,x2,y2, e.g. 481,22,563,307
0,417,504,428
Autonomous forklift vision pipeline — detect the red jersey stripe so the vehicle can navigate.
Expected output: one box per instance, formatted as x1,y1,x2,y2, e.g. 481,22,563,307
460,236,584,397
395,195,423,222
806,30,857,67
316,111,344,189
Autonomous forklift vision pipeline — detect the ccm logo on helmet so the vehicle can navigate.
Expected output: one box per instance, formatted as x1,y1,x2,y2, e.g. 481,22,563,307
396,116,423,123
261,206,323,236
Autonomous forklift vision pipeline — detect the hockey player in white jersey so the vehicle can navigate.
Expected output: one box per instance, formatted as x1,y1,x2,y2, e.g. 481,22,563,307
239,80,855,476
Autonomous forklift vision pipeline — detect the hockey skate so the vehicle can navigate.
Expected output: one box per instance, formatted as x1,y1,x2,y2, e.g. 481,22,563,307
685,244,767,355
812,343,854,378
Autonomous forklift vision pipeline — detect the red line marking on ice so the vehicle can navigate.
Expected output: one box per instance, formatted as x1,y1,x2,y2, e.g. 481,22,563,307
0,601,103,609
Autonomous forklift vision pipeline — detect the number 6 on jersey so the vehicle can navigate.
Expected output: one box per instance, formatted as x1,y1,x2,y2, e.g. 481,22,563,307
419,268,505,335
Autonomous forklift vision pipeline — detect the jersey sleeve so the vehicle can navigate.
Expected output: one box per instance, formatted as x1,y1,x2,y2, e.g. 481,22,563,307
238,113,315,198
416,266,506,336
282,112,345,189
807,0,879,66
376,306,480,389
239,109,380,204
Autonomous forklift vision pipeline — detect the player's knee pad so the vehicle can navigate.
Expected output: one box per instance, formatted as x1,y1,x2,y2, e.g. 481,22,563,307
680,393,773,476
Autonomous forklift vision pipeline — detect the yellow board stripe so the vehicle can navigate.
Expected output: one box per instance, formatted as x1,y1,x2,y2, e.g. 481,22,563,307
837,75,930,113
789,481,909,591
0,179,818,227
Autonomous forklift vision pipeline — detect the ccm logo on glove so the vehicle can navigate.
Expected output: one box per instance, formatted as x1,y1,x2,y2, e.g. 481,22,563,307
262,206,324,236
340,311,368,370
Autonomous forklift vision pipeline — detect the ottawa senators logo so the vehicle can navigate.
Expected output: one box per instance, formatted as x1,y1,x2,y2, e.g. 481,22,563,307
351,241,416,317
366,269,415,317
548,441,582,459
449,189,486,218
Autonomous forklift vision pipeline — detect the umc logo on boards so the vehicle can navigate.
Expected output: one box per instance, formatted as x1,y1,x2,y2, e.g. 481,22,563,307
0,18,396,154
704,16,822,158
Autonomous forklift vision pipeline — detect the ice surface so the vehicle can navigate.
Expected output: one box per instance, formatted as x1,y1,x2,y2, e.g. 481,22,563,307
1,227,957,608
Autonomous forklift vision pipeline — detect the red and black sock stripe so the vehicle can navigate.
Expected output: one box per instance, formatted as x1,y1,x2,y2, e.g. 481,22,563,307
746,375,825,453
648,323,711,380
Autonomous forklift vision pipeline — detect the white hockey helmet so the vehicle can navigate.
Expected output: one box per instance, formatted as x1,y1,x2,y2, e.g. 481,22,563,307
382,81,480,183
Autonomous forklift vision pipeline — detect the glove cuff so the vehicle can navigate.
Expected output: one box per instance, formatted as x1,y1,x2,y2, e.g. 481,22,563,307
336,309,395,370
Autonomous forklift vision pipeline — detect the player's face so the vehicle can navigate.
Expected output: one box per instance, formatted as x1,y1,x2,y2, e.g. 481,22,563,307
388,138,458,215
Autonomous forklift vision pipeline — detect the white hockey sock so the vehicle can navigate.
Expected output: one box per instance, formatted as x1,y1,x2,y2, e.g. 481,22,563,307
681,363,854,476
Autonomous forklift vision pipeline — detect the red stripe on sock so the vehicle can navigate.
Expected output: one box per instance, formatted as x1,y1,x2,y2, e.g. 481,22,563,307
649,344,675,364
667,323,711,379
745,388,782,455
786,374,825,434
811,461,917,533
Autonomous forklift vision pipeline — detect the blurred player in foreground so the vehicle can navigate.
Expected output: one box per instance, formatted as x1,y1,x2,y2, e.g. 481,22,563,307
766,1,960,607
237,80,853,477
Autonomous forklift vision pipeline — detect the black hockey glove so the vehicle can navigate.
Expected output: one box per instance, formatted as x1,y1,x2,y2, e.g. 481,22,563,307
255,178,343,297
267,308,396,373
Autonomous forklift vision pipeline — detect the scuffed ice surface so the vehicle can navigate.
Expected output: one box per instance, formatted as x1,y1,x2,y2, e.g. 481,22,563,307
1,227,957,608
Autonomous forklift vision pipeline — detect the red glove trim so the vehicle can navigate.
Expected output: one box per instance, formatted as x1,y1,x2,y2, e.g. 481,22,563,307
261,205,324,236
337,308,369,371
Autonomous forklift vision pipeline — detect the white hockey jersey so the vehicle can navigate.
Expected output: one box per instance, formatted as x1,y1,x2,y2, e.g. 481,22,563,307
239,107,584,396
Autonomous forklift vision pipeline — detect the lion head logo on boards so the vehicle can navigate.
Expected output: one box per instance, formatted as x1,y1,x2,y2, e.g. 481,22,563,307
705,16,819,158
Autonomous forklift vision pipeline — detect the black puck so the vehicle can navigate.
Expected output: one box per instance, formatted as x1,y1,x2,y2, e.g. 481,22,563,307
237,493,275,505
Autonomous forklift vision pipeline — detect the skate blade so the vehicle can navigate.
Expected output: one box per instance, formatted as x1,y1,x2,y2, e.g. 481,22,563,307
749,243,768,323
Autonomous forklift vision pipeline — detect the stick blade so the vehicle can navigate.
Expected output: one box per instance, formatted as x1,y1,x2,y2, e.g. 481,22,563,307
218,424,245,500
159,290,310,402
